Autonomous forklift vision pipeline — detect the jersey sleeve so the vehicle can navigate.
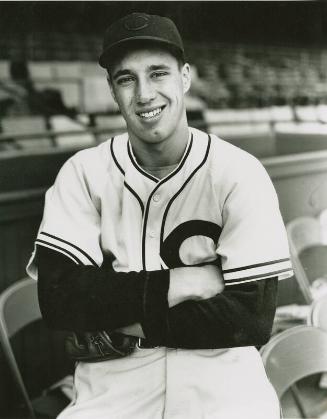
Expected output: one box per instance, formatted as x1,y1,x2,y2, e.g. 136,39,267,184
217,156,293,286
27,155,103,279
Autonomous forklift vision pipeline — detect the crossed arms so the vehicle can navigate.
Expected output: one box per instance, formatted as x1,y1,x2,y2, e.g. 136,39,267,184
37,246,277,349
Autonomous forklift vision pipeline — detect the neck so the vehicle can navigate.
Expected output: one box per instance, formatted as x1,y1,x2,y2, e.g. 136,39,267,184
129,119,190,167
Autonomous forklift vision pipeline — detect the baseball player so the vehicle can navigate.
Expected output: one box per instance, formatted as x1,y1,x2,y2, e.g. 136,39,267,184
27,13,293,419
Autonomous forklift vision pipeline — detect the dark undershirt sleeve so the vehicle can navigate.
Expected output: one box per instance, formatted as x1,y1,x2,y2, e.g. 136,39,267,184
144,277,278,349
37,246,277,349
36,246,169,333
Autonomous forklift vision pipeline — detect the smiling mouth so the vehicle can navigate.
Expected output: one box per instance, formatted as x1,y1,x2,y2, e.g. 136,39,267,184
137,106,165,120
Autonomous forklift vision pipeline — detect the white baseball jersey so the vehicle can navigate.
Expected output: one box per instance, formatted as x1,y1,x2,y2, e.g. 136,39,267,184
27,127,293,419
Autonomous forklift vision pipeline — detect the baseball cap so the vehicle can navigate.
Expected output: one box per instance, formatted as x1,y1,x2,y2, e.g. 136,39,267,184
99,12,185,68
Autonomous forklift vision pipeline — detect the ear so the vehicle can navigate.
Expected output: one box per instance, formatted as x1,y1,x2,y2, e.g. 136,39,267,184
107,75,118,104
181,63,191,94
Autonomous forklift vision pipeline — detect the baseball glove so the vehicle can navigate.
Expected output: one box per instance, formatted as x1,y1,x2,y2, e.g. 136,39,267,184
65,331,136,362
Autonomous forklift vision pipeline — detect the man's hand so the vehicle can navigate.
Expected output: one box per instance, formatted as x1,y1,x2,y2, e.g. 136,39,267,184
168,264,224,308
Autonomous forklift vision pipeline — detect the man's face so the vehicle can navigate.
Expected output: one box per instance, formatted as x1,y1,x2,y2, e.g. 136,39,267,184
109,46,191,147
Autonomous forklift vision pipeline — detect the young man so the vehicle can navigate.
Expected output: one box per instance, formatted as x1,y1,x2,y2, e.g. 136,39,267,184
27,13,293,419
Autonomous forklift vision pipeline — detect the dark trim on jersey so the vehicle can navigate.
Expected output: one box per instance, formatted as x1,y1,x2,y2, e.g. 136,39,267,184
159,135,211,258
141,135,194,269
39,232,98,266
110,137,125,176
35,241,81,264
223,258,291,274
110,137,144,215
225,268,293,284
127,141,158,183
124,181,144,214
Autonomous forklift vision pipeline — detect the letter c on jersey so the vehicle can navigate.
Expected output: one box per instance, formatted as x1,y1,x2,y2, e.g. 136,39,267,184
160,220,222,267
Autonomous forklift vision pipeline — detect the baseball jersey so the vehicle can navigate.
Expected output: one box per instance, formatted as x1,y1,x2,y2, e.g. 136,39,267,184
27,127,292,283
27,127,293,419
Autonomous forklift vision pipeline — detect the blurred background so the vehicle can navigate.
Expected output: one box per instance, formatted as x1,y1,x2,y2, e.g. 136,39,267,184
1,1,327,418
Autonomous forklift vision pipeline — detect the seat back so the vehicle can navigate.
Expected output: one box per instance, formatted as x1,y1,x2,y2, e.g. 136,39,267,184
319,208,327,244
46,81,81,109
0,278,41,418
28,62,54,80
94,114,126,143
260,325,327,399
286,216,324,303
0,278,41,337
49,114,95,148
294,106,318,123
0,60,10,79
1,115,53,149
82,76,118,114
308,294,327,332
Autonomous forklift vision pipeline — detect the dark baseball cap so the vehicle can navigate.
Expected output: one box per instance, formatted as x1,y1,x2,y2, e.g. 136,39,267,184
99,12,185,68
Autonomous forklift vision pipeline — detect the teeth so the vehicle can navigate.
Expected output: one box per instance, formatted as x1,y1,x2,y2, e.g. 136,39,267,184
139,107,162,119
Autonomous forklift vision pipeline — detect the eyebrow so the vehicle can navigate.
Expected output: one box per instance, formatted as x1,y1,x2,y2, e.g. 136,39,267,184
112,64,171,81
148,64,170,71
112,69,132,81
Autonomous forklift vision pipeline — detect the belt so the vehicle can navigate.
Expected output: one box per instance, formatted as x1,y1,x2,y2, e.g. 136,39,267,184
108,333,158,350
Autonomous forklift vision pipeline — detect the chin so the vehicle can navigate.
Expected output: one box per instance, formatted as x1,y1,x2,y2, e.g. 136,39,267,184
139,128,168,144
143,135,165,145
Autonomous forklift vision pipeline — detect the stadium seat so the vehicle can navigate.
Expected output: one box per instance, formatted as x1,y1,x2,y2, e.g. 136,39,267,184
319,208,327,244
308,293,327,395
53,81,81,109
204,108,272,126
33,79,82,112
82,76,118,114
1,115,53,149
28,62,54,80
308,294,327,332
260,325,327,419
317,105,327,124
53,62,82,79
0,60,10,79
2,30,327,110
0,278,72,418
269,106,294,123
294,106,318,123
260,325,327,418
49,114,95,148
81,62,106,78
249,108,272,123
204,109,241,125
286,216,327,303
94,114,126,142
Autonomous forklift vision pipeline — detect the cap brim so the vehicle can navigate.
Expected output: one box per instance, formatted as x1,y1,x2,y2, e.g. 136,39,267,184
99,36,184,68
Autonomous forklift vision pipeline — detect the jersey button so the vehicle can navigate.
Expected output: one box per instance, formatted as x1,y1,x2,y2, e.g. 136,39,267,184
149,230,156,238
152,194,160,203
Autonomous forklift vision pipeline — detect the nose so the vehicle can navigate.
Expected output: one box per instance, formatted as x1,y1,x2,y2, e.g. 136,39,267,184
136,78,155,104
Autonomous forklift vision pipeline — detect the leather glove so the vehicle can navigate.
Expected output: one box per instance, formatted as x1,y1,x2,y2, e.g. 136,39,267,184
65,331,136,362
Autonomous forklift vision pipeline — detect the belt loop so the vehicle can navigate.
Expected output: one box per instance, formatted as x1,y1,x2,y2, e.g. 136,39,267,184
136,338,159,350
136,337,142,350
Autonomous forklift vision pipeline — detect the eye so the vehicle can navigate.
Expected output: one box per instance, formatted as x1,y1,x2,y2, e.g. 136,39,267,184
151,71,169,79
116,76,135,86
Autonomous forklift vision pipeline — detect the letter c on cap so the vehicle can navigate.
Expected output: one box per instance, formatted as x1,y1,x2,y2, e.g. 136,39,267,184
124,15,150,31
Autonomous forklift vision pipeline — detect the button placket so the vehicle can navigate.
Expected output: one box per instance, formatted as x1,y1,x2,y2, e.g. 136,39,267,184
152,193,160,203
144,187,167,270
148,230,156,238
